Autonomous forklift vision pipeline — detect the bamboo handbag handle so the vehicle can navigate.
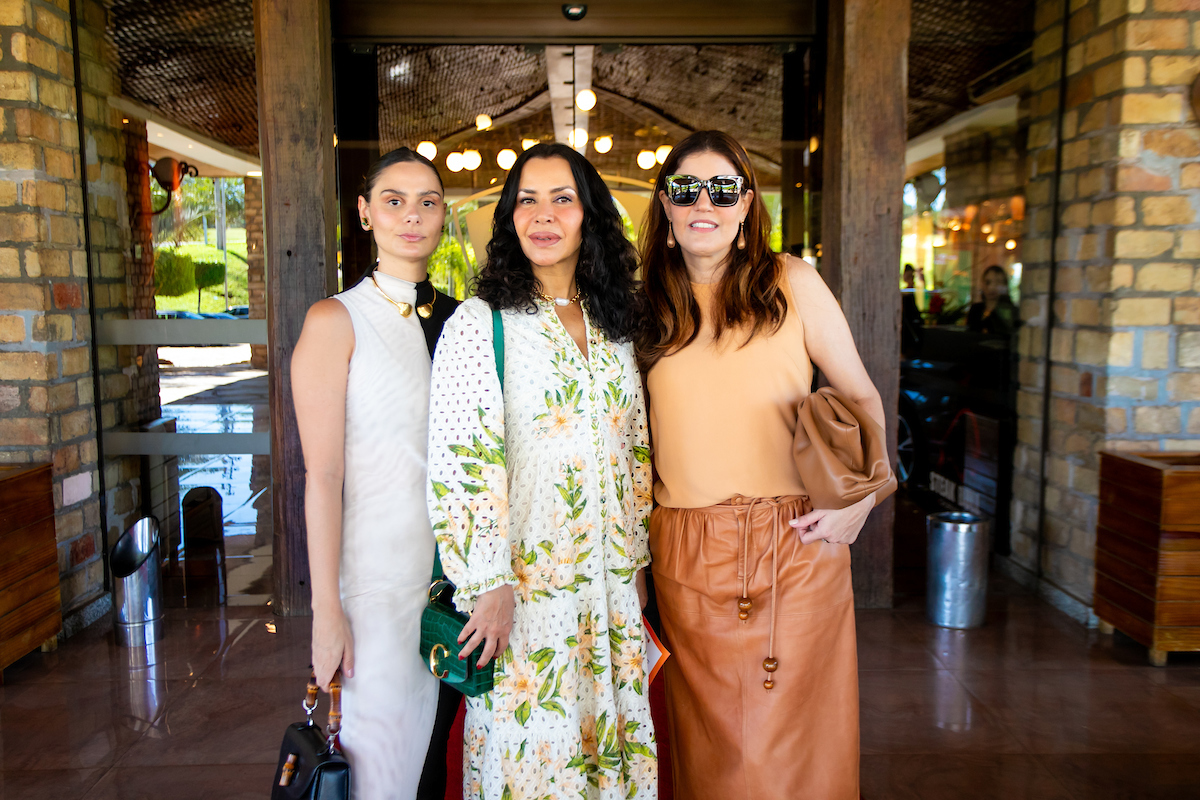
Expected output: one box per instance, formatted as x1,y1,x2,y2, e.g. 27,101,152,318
302,670,344,747
327,674,343,744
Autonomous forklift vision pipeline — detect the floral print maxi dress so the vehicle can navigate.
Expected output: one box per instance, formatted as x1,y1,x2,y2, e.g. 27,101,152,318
427,297,657,800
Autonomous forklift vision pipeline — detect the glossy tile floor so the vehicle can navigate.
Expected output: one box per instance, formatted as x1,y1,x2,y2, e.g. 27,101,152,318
163,347,273,606
3,577,1198,799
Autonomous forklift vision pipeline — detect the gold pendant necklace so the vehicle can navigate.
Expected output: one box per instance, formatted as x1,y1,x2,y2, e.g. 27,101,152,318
534,287,582,307
372,274,432,318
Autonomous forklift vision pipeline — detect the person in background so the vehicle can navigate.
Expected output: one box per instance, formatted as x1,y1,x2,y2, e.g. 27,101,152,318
292,147,460,799
966,264,1017,336
901,263,923,356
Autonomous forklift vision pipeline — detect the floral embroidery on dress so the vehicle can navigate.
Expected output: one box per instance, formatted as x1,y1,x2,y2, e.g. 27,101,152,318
427,297,656,800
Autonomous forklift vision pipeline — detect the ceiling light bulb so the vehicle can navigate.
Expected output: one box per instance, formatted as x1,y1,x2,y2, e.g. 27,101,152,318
497,148,517,170
475,114,492,131
446,152,464,172
575,89,597,111
655,144,672,164
462,150,482,171
594,135,613,154
637,150,657,170
1005,238,1017,250
569,128,589,148
416,141,437,160
521,138,538,151
809,136,819,153
986,234,997,244
980,223,992,234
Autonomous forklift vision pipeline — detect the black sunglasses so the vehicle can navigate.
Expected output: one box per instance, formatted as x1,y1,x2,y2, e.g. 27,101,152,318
664,174,746,207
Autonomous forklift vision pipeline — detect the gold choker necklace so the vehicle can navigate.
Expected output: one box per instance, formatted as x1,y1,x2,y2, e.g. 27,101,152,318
372,274,432,318
534,287,582,307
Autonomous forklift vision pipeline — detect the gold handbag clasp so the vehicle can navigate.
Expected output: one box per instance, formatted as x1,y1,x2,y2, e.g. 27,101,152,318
429,643,449,679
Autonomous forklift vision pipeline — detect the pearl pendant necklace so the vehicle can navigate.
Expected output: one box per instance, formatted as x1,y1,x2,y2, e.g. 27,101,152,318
534,288,582,307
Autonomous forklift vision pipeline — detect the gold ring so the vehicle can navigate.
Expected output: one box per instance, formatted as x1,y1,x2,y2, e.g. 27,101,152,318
429,643,449,679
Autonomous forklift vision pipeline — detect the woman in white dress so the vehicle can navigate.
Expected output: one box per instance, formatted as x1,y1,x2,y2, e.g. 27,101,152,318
292,148,459,799
427,143,658,799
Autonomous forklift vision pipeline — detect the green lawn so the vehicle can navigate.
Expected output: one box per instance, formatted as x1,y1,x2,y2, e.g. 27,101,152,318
155,230,250,313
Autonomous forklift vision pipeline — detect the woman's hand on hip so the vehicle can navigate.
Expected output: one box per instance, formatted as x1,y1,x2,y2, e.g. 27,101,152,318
459,584,516,668
311,606,355,692
790,492,876,545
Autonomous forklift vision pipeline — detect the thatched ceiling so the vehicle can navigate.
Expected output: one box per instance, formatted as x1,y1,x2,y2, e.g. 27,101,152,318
107,0,1035,166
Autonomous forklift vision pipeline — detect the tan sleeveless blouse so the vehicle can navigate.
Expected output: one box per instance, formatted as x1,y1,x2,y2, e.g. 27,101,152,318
647,268,813,508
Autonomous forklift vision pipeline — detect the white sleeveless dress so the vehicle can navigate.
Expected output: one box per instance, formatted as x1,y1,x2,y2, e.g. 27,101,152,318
333,271,439,800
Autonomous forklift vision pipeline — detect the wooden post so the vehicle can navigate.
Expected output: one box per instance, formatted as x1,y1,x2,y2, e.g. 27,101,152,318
254,0,338,615
822,0,910,608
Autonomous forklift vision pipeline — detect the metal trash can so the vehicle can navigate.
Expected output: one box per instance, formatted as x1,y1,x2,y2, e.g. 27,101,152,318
926,511,990,629
112,517,163,647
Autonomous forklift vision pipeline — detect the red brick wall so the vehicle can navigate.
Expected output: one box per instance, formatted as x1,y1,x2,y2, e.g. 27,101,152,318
1012,0,1200,606
1,0,146,631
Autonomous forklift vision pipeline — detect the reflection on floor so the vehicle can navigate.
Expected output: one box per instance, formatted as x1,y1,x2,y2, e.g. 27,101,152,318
161,346,272,608
2,577,1199,799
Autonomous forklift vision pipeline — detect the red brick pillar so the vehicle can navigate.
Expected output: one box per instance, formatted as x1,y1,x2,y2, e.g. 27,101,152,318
123,119,160,423
1010,0,1200,610
245,176,267,369
1,0,149,634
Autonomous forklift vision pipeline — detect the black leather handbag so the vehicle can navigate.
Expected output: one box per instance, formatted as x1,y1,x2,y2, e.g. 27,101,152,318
271,672,350,800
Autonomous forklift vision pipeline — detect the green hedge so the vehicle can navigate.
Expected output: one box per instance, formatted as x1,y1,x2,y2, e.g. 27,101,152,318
154,249,196,297
194,260,226,290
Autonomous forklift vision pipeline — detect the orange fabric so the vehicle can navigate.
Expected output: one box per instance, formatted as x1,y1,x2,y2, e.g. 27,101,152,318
650,497,859,800
647,274,812,509
794,387,897,510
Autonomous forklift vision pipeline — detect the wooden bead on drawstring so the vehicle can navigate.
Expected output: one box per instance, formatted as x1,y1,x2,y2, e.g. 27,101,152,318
763,657,778,690
737,597,753,620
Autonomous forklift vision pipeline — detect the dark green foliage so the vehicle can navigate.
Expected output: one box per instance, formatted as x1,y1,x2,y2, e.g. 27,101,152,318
193,260,226,290
153,249,196,297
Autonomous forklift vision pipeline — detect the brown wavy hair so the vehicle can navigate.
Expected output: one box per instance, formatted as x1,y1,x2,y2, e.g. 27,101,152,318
637,130,786,369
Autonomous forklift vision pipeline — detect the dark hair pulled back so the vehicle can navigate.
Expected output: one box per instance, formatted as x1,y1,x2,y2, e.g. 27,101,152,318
361,146,444,201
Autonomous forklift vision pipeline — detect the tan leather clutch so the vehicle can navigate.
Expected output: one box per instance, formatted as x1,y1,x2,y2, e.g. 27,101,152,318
793,387,897,510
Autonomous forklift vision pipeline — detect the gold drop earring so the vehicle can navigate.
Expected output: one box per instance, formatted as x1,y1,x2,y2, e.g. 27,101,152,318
736,220,746,250
361,218,372,231
666,221,676,249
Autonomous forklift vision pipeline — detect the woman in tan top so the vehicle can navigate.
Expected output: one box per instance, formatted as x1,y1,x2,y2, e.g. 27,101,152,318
639,131,887,800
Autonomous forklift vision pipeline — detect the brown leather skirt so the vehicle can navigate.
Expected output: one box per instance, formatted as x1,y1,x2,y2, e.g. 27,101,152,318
650,495,859,800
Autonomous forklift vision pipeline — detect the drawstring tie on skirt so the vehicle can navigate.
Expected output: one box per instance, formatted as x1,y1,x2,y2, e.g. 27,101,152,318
732,495,789,691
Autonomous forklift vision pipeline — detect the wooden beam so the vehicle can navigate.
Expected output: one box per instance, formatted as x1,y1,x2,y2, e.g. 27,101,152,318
593,88,781,176
333,1,817,43
255,0,338,616
822,0,910,609
435,91,552,152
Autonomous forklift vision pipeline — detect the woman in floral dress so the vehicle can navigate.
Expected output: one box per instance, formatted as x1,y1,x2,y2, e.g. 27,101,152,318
427,143,657,800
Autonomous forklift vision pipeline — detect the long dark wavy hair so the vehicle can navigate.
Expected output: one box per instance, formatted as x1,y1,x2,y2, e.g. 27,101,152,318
637,130,786,369
473,143,641,343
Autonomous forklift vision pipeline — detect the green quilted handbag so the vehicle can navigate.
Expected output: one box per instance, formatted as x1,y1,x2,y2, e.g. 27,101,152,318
418,308,505,697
